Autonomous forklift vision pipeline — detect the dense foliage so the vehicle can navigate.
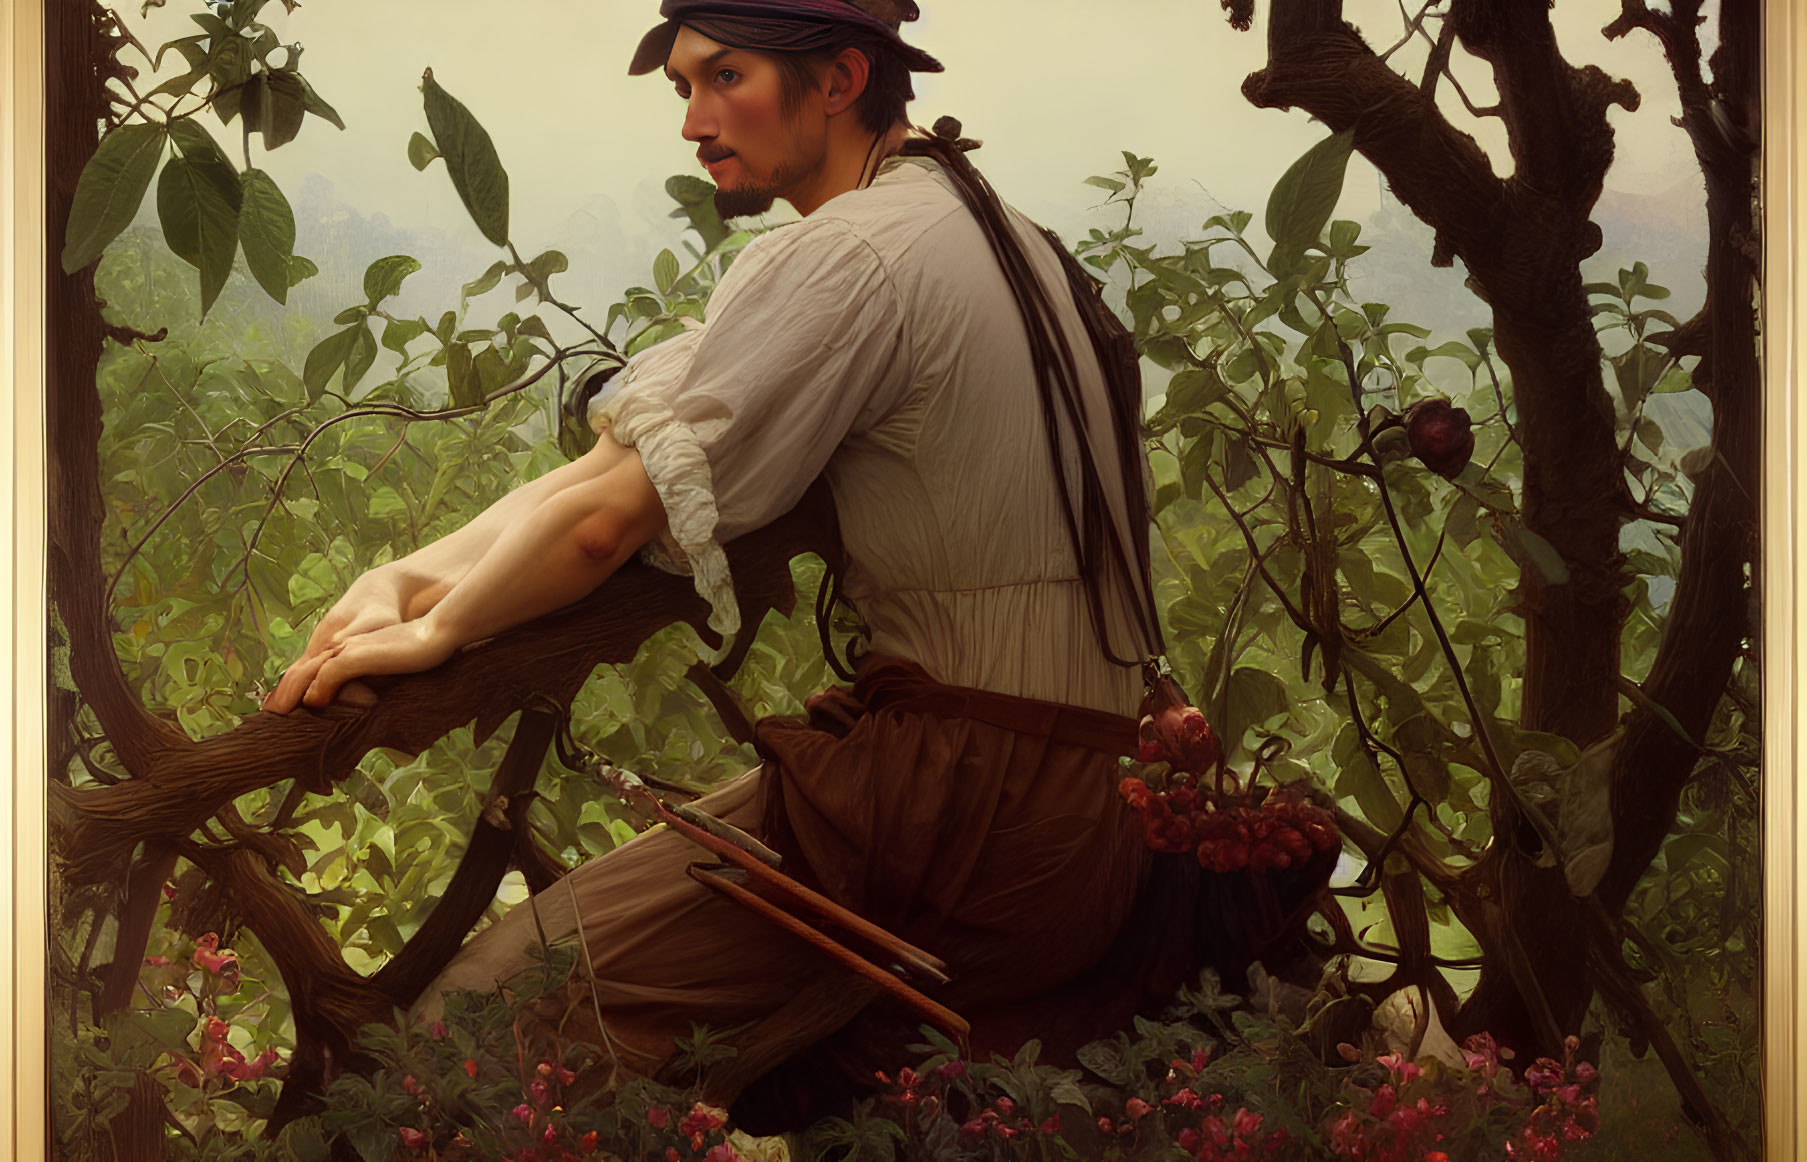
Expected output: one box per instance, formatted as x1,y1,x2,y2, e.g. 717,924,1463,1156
48,2,1758,1159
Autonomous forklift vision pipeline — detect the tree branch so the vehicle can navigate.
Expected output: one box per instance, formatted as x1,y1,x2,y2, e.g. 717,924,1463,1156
52,482,842,886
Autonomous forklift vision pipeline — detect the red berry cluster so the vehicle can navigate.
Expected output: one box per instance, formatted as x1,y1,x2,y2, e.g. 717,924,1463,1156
1120,779,1339,874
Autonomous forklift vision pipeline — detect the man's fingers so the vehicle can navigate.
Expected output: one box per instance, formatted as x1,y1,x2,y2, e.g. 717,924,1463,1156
263,648,338,715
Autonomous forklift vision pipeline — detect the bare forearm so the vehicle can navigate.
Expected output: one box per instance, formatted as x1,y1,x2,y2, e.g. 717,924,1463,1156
417,453,666,649
382,434,634,603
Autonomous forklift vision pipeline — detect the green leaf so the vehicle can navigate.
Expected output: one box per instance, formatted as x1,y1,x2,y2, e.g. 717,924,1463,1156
61,123,167,273
1083,175,1126,193
1407,340,1483,377
155,34,209,71
216,69,260,128
287,254,318,287
653,248,681,295
262,69,308,149
1334,747,1403,832
344,325,379,395
363,254,422,304
301,324,378,400
446,343,480,408
422,70,510,247
665,174,730,250
295,71,345,130
1610,345,1663,410
382,317,429,354
169,116,231,165
1653,365,1693,394
191,11,234,39
1327,218,1369,259
1226,666,1290,741
527,248,569,285
206,32,251,91
1264,130,1354,268
1205,210,1253,236
627,319,686,357
1500,521,1571,585
462,260,506,301
303,326,360,401
407,130,441,171
156,152,243,316
237,168,295,304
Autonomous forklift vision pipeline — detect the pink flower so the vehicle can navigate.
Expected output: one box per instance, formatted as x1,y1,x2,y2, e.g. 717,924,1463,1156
226,1047,280,1082
1125,1096,1151,1121
581,1130,599,1153
1097,1116,1114,1134
556,1065,577,1085
512,1103,533,1124
1040,1114,1060,1134
398,1127,430,1149
431,1021,447,1040
995,1096,1015,1117
144,955,171,967
679,1102,727,1138
542,1124,559,1144
648,1106,670,1129
704,1146,741,1162
191,933,238,977
402,1075,419,1096
463,1058,477,1078
530,1079,550,1104
936,1060,966,1080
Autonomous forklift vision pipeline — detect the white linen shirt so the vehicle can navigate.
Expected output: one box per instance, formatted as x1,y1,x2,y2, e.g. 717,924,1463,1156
590,155,1148,715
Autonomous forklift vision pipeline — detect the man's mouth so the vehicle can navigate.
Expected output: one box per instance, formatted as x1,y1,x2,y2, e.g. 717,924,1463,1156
699,147,735,168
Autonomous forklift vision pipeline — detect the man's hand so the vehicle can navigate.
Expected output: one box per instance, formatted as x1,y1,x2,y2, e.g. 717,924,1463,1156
263,617,459,713
264,566,413,713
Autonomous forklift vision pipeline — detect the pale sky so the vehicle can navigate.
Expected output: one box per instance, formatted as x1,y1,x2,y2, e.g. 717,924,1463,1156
113,0,1706,259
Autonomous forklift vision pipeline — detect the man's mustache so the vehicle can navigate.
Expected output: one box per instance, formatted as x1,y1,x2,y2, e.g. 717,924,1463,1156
698,146,735,164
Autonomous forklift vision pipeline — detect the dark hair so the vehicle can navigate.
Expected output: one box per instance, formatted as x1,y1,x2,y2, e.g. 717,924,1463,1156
772,30,914,134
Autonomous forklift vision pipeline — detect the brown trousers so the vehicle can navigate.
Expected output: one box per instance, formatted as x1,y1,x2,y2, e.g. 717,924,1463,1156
409,656,1150,1108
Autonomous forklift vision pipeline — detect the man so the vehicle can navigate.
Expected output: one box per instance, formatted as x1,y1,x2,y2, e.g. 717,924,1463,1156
267,0,1164,1129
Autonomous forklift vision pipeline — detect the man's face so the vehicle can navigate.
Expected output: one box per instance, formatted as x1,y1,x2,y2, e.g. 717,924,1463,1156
665,26,829,219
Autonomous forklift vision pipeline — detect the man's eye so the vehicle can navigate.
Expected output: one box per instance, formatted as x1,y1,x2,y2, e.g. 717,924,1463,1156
715,68,738,84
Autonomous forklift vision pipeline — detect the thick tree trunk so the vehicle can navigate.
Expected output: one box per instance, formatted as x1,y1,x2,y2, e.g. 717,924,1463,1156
47,1,190,776
1243,0,1759,1065
1246,0,1633,1055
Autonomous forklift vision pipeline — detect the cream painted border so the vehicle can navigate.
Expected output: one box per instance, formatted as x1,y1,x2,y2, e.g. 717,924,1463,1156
0,2,1798,1159
2,0,47,1157
1762,0,1803,1159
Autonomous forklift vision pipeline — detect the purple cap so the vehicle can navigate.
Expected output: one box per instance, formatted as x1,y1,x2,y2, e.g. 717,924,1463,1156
629,0,944,77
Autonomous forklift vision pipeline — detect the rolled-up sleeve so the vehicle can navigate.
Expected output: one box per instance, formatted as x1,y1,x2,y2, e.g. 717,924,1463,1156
587,219,906,637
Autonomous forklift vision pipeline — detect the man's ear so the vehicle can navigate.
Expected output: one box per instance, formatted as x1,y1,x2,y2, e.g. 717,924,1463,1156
823,46,871,116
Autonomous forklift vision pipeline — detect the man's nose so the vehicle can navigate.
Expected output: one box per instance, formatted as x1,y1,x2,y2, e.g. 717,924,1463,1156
681,95,715,143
